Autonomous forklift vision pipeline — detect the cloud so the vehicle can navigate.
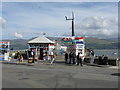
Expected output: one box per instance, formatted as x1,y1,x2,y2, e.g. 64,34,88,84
2,2,118,39
14,32,23,38
0,17,6,26
76,16,111,29
75,16,118,38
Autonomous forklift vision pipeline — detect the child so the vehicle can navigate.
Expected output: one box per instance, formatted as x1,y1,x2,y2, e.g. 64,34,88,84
20,55,23,62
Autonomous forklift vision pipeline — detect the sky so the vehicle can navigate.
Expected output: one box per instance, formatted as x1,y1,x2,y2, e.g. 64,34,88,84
0,2,118,39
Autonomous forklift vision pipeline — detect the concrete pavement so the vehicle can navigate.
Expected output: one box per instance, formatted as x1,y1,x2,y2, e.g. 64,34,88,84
1,59,119,88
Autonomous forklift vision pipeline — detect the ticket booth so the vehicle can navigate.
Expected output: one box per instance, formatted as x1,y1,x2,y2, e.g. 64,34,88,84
28,36,55,60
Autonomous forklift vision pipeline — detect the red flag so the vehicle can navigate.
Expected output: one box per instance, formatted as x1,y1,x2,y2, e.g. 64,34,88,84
74,37,84,40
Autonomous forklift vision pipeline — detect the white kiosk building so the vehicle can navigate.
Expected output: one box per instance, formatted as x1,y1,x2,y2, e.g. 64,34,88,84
28,36,55,60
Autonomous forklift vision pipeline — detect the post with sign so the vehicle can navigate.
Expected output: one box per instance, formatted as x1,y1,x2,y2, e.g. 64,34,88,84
64,12,85,56
61,37,85,56
74,37,85,56
76,44,85,55
49,44,55,51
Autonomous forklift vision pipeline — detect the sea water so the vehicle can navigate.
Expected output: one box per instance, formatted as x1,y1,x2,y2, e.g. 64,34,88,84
94,49,119,59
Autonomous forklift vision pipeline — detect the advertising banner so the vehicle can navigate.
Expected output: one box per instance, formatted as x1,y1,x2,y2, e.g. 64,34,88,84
0,41,10,61
0,41,10,49
49,44,55,51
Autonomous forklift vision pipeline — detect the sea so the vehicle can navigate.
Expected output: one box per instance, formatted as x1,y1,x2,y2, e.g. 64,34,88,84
94,49,119,59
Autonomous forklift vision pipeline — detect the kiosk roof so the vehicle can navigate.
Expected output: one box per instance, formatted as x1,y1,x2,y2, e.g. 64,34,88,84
28,36,55,44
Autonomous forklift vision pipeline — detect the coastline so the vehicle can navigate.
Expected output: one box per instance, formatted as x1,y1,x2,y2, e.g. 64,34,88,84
94,49,118,51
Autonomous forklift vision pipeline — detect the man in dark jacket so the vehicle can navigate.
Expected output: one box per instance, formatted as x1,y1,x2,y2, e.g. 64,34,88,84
69,52,72,64
77,53,83,66
65,52,68,64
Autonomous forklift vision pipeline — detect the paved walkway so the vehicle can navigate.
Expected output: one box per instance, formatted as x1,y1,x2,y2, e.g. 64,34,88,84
2,60,119,88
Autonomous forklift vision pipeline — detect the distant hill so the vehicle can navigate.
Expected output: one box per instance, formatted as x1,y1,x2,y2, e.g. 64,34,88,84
3,39,28,50
2,37,118,50
84,37,118,49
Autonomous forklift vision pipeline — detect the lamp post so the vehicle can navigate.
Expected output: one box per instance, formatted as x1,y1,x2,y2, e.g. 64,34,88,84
65,12,75,36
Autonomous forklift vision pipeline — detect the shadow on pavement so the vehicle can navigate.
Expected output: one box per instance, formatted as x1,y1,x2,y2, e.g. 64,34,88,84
111,73,120,76
2,62,34,66
54,61,64,63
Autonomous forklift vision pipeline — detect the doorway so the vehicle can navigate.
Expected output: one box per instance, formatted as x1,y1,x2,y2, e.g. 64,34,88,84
39,48,43,60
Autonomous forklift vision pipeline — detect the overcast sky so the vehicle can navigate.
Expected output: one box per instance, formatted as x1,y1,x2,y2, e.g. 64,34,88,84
1,2,118,39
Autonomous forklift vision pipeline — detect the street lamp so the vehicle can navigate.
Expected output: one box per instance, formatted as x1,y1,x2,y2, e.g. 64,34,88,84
65,12,75,36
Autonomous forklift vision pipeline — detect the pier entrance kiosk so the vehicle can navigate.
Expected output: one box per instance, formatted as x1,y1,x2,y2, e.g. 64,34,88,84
28,36,55,60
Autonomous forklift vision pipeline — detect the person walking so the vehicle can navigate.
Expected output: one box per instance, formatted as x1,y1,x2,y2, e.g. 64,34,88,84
72,51,76,64
31,50,35,63
77,53,80,66
82,51,86,64
77,52,83,66
49,51,54,61
90,50,95,64
65,52,68,64
69,52,72,64
16,51,21,64
50,50,57,65
43,52,46,61
20,55,24,62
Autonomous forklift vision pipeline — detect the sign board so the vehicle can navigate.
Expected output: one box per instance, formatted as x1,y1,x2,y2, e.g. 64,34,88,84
61,37,85,56
49,44,55,51
76,44,85,56
76,44,85,49
0,41,10,61
0,41,10,49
